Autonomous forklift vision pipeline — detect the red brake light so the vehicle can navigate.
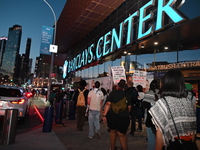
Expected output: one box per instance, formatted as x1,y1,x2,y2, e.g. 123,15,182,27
11,99,25,104
26,92,32,98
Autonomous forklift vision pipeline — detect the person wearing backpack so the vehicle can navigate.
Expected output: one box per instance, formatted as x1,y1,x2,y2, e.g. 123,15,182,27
125,81,139,136
73,80,89,131
102,79,131,150
87,81,104,139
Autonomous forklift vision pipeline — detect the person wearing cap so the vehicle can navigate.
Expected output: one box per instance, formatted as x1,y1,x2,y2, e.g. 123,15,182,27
185,82,196,109
102,79,131,150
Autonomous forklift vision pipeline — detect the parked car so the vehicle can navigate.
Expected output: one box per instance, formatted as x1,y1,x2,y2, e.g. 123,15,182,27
0,85,32,121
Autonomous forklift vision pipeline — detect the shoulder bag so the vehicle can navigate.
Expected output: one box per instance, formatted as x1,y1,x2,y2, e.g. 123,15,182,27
163,97,198,150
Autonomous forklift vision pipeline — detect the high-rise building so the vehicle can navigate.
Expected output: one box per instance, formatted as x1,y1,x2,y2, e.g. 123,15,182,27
19,38,31,84
35,55,50,78
0,36,7,67
29,58,32,74
0,25,22,83
33,55,63,88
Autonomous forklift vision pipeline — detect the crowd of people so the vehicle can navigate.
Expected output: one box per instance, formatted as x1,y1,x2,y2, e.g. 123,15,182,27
33,69,198,150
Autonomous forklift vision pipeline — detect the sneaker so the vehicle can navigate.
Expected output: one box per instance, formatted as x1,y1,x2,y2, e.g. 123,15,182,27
88,136,93,139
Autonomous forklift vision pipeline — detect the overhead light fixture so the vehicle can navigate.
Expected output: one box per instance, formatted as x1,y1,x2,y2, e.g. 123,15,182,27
164,46,168,50
128,53,131,55
141,44,144,48
124,51,127,54
154,42,158,45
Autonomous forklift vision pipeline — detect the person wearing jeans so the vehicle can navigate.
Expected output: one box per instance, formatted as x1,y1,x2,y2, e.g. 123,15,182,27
87,81,104,138
88,110,101,138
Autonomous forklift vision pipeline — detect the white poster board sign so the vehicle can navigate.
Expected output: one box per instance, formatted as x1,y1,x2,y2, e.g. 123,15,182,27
86,77,111,91
111,66,126,85
133,70,147,88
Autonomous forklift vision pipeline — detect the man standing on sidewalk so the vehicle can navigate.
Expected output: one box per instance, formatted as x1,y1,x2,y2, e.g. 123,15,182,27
87,81,104,139
73,80,89,131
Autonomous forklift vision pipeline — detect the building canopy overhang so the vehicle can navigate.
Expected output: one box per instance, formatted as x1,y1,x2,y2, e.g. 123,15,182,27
45,0,125,66
56,0,125,53
52,0,200,67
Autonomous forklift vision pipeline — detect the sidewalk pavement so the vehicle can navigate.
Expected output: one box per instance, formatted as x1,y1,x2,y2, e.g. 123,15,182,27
0,98,200,150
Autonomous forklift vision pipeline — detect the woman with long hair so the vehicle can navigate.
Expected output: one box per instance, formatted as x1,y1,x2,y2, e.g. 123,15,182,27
149,69,197,150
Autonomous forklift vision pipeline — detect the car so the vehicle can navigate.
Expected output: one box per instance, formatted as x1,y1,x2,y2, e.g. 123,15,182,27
0,85,32,121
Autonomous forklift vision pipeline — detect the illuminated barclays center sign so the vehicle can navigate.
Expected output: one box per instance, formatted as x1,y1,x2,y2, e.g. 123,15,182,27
63,0,186,78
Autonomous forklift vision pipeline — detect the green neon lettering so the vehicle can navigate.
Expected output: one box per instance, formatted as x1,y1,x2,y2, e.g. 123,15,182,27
156,0,185,31
84,48,88,65
88,44,94,63
111,22,123,52
63,60,68,78
80,51,85,66
138,0,154,39
103,32,111,56
96,37,103,59
124,11,138,45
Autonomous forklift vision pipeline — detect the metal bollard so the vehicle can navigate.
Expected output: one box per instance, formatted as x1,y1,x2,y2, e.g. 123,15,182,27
42,106,54,132
1,109,18,145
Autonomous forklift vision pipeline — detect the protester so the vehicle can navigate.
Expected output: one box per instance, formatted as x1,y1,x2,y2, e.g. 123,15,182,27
55,88,65,103
49,90,56,106
125,81,139,135
87,81,104,139
101,87,108,107
31,89,36,99
142,79,160,150
102,79,131,150
35,88,40,99
54,88,65,122
149,69,197,150
185,82,197,109
41,88,46,96
135,85,145,131
73,80,89,131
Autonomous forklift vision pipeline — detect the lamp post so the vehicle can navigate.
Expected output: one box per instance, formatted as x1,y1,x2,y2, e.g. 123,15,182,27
42,0,57,133
43,0,57,103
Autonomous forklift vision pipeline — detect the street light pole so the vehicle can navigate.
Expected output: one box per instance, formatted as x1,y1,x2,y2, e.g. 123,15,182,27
43,0,57,103
42,0,57,132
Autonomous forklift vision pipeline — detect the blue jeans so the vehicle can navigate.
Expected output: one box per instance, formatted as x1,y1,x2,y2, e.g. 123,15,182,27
146,127,156,150
88,110,100,137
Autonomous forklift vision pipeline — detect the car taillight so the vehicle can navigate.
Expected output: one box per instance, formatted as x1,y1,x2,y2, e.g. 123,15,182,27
11,99,25,104
26,92,32,98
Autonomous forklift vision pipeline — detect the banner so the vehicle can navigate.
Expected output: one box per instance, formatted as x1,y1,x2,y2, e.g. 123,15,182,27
111,66,126,85
40,26,54,55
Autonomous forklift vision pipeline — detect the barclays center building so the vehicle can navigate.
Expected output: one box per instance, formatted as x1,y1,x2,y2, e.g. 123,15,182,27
55,0,200,95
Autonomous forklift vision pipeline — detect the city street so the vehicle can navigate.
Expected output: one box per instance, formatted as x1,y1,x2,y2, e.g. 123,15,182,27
0,97,200,150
